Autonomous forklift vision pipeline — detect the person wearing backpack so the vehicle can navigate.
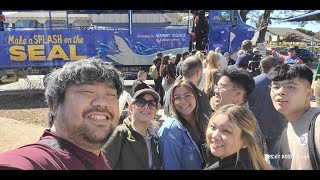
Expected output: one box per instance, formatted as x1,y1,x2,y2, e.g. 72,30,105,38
268,64,320,170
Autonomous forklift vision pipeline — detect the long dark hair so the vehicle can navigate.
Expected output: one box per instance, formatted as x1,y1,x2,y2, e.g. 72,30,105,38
170,79,207,145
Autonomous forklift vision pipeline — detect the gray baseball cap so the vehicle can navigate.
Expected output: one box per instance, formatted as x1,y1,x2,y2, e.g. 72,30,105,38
132,88,160,103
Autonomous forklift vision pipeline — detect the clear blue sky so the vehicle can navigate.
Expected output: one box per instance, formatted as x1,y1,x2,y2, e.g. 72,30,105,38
269,22,320,32
247,20,320,32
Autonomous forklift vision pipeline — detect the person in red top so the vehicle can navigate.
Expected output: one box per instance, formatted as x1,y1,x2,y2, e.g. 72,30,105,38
267,45,303,64
0,59,124,170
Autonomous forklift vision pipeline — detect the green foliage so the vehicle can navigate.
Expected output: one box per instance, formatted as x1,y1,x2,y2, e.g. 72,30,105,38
315,32,320,40
296,28,315,36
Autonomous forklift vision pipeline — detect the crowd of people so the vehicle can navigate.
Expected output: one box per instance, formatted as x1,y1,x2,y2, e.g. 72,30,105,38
0,38,319,170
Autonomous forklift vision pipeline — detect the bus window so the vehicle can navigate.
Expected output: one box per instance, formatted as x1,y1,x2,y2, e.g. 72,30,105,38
45,20,66,27
218,10,231,22
15,20,40,29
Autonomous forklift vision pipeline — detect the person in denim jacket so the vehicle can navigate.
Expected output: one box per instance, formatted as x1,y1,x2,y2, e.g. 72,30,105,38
158,79,208,170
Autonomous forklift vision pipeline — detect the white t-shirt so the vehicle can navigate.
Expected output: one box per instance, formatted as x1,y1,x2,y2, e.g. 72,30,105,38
219,54,228,68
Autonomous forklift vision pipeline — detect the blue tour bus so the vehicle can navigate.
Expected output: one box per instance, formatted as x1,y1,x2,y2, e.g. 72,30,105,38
0,10,254,81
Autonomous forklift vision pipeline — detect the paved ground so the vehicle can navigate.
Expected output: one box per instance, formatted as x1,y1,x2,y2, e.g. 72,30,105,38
0,117,44,152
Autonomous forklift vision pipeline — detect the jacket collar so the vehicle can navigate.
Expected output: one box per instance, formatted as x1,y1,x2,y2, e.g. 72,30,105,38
123,117,158,138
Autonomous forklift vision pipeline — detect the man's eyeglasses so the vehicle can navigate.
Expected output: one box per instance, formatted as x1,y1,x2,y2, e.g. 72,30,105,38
135,98,158,110
173,93,194,102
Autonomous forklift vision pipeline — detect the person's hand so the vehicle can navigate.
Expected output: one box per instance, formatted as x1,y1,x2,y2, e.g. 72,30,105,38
266,47,273,52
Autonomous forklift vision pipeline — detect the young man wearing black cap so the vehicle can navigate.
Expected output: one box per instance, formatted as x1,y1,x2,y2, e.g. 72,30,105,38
267,45,303,64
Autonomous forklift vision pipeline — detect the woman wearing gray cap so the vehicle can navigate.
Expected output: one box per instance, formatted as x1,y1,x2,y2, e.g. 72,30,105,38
267,45,303,64
102,89,162,170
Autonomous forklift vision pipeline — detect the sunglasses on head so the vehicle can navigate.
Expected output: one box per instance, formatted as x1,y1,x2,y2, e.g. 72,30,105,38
135,98,158,110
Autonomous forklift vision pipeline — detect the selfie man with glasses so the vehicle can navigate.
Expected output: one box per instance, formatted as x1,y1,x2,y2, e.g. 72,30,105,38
209,67,265,155
211,67,254,111
102,89,162,170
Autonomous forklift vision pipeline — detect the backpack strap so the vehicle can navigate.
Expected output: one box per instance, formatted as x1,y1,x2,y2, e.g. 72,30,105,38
308,112,320,170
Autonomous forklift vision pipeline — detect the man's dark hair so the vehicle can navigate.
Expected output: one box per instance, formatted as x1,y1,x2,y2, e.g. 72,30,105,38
45,58,124,127
198,10,206,19
216,67,255,97
182,52,190,59
162,55,170,61
260,55,277,73
268,64,313,86
241,40,253,51
175,54,182,66
157,52,163,57
181,56,203,79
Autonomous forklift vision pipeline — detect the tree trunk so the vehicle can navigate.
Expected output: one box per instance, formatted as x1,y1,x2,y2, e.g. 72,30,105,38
239,10,250,22
256,10,272,43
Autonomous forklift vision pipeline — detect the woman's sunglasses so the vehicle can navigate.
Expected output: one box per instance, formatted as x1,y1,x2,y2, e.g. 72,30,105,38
135,98,158,110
